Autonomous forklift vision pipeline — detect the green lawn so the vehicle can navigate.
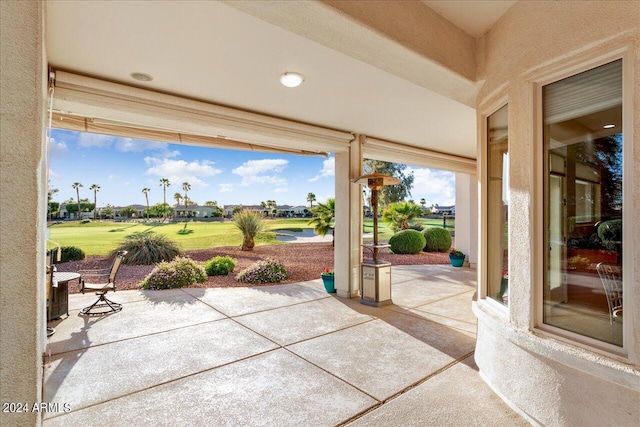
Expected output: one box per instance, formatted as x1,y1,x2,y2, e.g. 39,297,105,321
48,219,315,256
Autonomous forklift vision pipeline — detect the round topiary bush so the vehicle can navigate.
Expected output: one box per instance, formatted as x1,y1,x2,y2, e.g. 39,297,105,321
423,227,452,252
236,258,289,284
57,246,86,263
111,232,181,265
140,256,207,289
389,229,426,254
204,255,237,276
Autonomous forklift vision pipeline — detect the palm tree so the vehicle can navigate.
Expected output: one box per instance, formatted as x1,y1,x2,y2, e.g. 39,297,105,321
267,199,276,217
308,198,336,246
159,178,170,220
420,198,426,209
71,182,83,220
182,182,191,218
382,201,423,232
89,184,100,220
233,210,267,251
306,192,316,208
142,187,151,219
174,192,183,216
204,200,218,207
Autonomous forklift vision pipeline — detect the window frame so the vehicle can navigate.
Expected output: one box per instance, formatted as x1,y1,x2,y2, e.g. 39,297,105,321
532,46,635,361
479,96,510,316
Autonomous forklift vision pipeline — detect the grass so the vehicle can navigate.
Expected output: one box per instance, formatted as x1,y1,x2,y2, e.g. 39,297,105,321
48,219,315,256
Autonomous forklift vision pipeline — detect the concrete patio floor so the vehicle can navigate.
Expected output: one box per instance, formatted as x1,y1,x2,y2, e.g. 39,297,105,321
44,265,527,426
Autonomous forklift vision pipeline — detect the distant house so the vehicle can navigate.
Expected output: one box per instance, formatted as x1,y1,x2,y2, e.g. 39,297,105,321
431,205,455,215
223,205,263,217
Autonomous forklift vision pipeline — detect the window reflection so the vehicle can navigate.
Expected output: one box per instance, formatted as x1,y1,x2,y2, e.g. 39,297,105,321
543,60,623,347
487,104,509,305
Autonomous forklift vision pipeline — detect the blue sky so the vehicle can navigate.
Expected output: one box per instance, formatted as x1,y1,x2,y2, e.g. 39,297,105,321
49,129,455,208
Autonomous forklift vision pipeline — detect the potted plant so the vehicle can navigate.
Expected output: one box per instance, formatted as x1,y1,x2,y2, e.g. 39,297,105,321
321,267,336,293
449,249,465,267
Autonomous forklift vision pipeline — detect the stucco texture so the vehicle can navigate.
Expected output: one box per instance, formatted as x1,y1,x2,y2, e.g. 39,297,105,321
0,1,47,426
475,1,640,425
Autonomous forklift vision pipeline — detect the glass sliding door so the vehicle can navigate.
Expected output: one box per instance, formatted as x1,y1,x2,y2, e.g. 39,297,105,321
487,105,509,305
543,59,623,347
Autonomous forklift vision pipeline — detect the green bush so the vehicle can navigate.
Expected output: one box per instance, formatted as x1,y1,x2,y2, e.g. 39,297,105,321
140,256,207,290
111,232,181,265
423,227,452,252
236,258,289,284
57,246,86,263
80,219,91,224
389,230,426,254
204,255,237,276
233,210,267,251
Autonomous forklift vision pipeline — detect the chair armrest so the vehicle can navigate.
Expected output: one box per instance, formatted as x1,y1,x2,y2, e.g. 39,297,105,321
78,268,111,282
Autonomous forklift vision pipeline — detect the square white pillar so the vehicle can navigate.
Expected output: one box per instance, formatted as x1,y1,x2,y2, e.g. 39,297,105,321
334,136,362,298
455,172,478,268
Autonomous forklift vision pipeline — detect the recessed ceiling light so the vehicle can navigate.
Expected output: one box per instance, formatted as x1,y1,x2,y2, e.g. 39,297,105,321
279,72,304,88
130,72,153,82
603,124,615,129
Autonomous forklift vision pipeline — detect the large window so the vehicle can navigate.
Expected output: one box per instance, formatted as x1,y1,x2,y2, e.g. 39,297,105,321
543,60,623,347
487,105,509,306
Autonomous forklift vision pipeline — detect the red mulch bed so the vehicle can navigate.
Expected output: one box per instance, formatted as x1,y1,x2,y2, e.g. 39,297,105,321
56,243,450,294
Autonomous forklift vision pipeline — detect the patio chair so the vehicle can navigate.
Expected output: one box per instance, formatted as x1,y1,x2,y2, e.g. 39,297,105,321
78,250,127,316
596,262,623,325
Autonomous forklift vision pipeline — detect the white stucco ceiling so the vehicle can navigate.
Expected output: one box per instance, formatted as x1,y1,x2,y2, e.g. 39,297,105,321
45,1,513,160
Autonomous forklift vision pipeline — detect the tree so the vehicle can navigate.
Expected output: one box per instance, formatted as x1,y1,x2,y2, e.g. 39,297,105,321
363,160,414,208
205,200,218,207
119,205,138,218
174,192,183,214
382,201,423,232
182,182,191,218
420,198,426,209
89,184,100,220
233,210,266,251
159,178,171,220
71,182,83,219
101,204,114,219
306,192,316,208
267,199,276,217
308,198,336,246
48,184,59,220
147,203,172,218
142,187,151,219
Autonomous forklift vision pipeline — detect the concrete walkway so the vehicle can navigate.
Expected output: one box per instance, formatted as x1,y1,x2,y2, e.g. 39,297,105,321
44,266,526,426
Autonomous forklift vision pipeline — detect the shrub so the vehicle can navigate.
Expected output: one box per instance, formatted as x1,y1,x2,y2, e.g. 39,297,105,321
236,258,289,284
382,201,423,232
204,255,236,276
57,246,85,263
423,227,452,252
112,232,181,265
80,219,91,224
233,210,267,251
389,230,426,254
140,256,207,289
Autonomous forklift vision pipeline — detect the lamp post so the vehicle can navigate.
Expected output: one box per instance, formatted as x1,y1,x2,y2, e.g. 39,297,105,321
351,172,400,306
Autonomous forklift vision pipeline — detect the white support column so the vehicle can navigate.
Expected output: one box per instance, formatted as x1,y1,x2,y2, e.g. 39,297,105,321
0,1,47,425
334,135,362,298
455,172,478,268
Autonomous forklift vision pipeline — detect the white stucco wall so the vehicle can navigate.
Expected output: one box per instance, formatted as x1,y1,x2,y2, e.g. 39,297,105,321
0,1,47,426
474,1,640,425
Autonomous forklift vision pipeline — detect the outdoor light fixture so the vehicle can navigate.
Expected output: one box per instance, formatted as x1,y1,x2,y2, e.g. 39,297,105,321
351,172,400,307
130,72,153,82
279,72,304,88
603,124,615,129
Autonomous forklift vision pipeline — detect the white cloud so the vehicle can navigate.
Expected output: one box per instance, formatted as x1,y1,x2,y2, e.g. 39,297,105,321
274,187,289,193
145,158,222,187
219,183,235,193
408,168,455,206
49,137,68,157
232,159,288,186
308,156,335,182
77,133,115,148
48,169,61,179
